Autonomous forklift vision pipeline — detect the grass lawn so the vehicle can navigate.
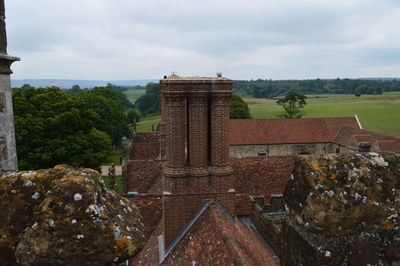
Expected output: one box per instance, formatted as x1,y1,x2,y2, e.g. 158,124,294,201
124,89,145,103
102,175,123,194
135,92,400,137
104,151,122,166
136,115,161,132
246,92,400,137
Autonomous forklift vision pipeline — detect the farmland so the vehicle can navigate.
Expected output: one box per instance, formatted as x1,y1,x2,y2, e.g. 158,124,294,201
128,91,400,137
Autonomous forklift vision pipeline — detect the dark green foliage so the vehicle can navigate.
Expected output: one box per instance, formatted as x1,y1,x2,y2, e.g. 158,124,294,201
230,95,252,119
13,87,112,170
233,78,400,98
277,90,307,119
78,87,129,144
135,83,160,115
70,84,81,93
126,109,141,123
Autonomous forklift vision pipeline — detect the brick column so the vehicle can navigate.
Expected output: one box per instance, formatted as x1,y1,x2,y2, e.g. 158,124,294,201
163,95,187,177
209,94,232,176
159,93,166,159
187,95,208,176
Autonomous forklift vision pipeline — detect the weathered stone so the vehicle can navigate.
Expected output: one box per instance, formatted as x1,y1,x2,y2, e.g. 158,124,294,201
0,91,5,112
1,0,7,54
0,165,145,265
282,153,400,265
0,136,6,160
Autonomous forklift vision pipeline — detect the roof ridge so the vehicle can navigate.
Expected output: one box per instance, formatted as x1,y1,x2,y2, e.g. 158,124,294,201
162,200,235,262
231,117,355,122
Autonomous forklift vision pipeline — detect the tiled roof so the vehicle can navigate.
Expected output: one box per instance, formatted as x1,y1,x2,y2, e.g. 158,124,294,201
129,221,162,266
376,140,400,152
128,194,162,239
126,160,163,193
163,201,278,265
131,201,278,266
334,126,400,152
232,156,296,201
127,156,295,264
229,117,360,145
127,156,296,203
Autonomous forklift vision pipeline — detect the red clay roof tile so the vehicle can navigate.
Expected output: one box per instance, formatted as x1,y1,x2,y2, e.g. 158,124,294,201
230,117,359,145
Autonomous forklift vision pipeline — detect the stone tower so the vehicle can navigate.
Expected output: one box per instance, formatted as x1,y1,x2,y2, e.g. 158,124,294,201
0,0,19,172
160,75,235,246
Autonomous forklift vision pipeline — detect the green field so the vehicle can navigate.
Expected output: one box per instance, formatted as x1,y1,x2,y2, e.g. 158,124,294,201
124,89,145,103
133,92,400,137
247,92,400,137
136,115,161,132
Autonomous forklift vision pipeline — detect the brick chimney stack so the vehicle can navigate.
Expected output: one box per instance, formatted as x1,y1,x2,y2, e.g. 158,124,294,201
160,75,234,246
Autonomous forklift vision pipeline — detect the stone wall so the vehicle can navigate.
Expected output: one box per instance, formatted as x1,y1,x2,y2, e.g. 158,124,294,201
229,142,351,157
0,73,17,171
0,1,19,173
282,153,400,265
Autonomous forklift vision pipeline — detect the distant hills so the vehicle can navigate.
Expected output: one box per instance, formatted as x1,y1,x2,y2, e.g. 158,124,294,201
11,78,400,90
11,79,158,89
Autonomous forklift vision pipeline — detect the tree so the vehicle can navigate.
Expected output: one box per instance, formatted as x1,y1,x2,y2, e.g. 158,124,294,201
126,109,141,123
230,95,252,119
135,83,160,115
78,87,129,145
277,90,307,119
13,87,112,170
70,84,81,93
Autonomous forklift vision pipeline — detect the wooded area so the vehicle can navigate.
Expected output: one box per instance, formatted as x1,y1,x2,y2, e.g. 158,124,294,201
233,78,400,98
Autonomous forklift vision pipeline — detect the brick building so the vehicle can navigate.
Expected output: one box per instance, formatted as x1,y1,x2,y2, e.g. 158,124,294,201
126,75,400,264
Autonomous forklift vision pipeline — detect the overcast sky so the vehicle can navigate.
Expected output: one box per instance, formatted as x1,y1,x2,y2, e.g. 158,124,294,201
5,0,400,80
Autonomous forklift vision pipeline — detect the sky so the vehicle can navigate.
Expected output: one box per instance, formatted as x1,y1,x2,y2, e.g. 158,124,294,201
5,0,400,80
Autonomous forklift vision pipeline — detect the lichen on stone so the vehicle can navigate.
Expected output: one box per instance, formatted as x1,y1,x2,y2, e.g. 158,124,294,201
0,165,145,265
283,152,400,265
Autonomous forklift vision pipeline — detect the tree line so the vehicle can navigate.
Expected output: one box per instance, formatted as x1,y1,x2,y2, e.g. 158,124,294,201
135,83,251,119
13,85,139,170
233,78,400,98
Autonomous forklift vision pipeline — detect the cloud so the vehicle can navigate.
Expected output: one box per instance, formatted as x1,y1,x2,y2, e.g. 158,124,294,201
4,0,400,79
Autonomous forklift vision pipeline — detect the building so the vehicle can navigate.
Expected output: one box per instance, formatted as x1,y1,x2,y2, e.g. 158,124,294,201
229,117,361,157
125,75,400,265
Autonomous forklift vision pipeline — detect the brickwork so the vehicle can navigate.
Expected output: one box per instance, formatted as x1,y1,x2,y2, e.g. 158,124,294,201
164,96,186,176
132,143,160,160
159,93,166,158
188,95,208,173
160,75,234,247
235,193,253,215
210,96,230,167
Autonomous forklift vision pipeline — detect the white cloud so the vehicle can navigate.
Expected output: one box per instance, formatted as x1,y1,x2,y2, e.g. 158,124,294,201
4,0,400,79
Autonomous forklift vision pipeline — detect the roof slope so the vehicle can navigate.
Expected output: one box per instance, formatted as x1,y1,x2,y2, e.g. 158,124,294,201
130,202,278,265
334,126,400,152
126,160,163,193
232,156,296,198
163,201,278,265
230,117,360,145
